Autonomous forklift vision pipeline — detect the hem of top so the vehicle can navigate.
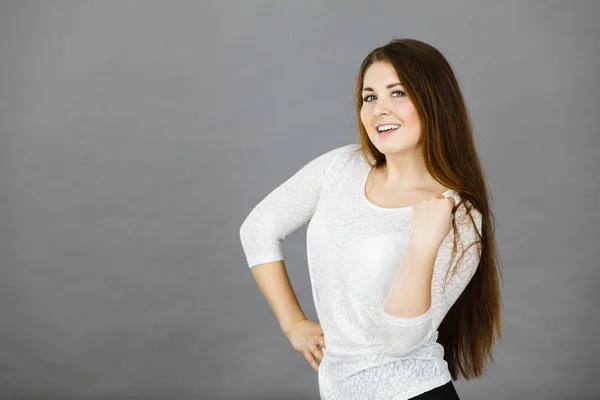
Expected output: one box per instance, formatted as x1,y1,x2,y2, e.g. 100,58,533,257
381,306,432,326
391,373,453,400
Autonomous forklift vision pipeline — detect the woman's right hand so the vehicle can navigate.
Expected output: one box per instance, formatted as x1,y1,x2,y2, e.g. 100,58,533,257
284,319,326,372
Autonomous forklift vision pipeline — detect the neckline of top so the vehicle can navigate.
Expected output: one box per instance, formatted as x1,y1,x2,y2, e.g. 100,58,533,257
359,159,455,212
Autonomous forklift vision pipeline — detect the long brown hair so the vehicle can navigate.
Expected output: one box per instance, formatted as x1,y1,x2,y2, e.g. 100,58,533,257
353,39,502,380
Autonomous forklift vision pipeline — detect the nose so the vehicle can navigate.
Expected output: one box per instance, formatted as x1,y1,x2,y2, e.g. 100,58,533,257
372,99,391,117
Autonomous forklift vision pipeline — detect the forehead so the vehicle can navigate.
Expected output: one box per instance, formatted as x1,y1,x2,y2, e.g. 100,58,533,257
363,62,401,87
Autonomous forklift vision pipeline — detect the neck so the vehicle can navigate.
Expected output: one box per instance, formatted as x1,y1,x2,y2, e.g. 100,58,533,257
380,150,434,190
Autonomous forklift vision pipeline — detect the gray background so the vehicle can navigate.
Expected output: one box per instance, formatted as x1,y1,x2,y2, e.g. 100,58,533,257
0,1,598,399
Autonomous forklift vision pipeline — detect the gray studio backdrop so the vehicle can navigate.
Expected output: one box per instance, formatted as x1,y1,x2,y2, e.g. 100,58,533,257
1,1,598,399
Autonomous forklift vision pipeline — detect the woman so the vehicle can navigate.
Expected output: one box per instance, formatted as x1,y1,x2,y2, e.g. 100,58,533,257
239,38,502,400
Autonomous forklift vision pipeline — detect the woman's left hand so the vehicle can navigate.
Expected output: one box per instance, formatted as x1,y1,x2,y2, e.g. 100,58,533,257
410,194,456,253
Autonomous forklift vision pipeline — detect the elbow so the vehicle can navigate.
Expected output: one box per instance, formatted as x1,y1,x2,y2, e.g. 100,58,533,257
239,216,284,268
239,219,250,242
239,214,260,246
239,222,250,250
380,307,432,358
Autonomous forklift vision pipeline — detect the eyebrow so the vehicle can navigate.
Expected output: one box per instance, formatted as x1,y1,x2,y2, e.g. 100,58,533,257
362,83,403,92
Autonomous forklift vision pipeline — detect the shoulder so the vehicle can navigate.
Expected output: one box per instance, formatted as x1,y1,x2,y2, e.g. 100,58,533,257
452,196,483,245
312,143,362,171
322,143,361,160
310,143,362,186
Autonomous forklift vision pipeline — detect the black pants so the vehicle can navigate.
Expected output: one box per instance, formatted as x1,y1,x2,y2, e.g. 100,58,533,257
410,381,460,399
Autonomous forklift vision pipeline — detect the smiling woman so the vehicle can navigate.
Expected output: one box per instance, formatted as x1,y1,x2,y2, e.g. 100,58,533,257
361,65,421,150
239,38,502,400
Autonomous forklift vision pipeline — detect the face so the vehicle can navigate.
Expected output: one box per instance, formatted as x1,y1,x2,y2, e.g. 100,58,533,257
360,62,422,156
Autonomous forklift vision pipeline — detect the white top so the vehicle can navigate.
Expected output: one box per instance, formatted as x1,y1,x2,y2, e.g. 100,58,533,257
239,143,482,400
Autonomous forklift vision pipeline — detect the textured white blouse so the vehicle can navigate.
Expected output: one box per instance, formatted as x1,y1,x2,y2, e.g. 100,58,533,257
239,143,482,400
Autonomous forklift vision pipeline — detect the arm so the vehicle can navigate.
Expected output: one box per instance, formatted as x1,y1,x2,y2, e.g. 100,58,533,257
380,205,483,357
239,144,353,332
250,260,308,334
383,243,437,318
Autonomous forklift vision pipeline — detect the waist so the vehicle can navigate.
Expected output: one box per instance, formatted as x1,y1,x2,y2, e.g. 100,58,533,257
319,349,450,386
324,337,443,359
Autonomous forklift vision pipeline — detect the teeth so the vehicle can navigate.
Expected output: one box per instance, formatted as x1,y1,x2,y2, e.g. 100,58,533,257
377,124,400,132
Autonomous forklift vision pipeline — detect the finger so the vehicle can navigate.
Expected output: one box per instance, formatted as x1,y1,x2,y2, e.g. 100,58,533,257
317,335,326,349
312,343,324,362
316,334,325,347
303,349,319,372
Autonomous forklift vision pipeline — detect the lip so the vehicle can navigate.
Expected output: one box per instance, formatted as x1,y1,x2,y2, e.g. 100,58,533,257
374,122,401,136
376,128,398,137
375,122,402,130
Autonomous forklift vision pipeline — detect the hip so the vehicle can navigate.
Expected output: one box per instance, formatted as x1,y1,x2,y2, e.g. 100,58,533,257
318,352,452,400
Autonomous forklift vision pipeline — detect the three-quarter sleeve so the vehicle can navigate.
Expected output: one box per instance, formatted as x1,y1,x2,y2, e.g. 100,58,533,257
239,144,353,268
380,203,483,357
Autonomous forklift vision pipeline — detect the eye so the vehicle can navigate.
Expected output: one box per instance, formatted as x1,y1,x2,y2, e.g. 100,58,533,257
362,90,406,103
363,94,375,102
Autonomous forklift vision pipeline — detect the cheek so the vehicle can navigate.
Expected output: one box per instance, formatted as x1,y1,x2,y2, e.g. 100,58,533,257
360,107,370,129
402,103,420,123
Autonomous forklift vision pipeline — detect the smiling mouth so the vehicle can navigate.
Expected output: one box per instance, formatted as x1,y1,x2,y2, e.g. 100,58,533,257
376,124,400,135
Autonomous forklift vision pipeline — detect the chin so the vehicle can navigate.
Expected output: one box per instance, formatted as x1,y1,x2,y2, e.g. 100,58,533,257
370,137,417,155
